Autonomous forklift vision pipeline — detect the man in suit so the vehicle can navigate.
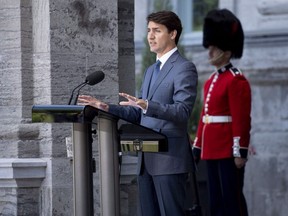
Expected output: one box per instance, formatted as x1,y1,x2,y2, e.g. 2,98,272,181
78,10,198,216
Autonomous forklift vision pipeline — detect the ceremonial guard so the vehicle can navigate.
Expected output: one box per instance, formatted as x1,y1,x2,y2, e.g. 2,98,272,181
192,9,251,216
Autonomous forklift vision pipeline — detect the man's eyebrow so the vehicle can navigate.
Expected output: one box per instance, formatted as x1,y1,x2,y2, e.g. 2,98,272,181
148,27,160,30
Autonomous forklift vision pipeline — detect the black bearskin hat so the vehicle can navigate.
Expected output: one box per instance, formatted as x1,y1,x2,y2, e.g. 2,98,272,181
203,9,244,59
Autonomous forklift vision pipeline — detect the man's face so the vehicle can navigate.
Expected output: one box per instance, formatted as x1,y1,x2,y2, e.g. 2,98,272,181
147,21,176,58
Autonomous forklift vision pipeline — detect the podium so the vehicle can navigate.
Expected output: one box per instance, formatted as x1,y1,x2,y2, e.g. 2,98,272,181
31,105,167,216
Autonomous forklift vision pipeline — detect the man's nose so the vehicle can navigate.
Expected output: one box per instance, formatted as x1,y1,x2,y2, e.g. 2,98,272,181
148,32,155,39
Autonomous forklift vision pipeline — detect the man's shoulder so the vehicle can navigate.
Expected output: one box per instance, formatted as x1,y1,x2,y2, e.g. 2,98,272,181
170,51,192,64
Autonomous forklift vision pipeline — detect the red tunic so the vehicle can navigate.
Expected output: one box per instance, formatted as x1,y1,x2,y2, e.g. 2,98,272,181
193,66,251,159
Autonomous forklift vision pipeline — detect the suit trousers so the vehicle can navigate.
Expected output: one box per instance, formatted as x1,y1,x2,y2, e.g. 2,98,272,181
206,158,248,216
138,162,188,216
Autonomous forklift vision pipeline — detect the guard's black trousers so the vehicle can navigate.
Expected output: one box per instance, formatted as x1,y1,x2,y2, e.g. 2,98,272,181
206,158,248,216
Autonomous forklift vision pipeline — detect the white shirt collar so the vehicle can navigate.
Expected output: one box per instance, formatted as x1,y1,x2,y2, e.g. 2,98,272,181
157,47,177,70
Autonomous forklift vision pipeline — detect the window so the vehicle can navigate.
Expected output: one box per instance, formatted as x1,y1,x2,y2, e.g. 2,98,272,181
176,0,219,33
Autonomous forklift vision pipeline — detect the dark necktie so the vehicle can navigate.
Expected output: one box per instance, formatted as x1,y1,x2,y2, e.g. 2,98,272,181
150,60,161,89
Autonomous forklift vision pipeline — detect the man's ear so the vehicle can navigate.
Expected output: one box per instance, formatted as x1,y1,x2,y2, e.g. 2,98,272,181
170,30,177,40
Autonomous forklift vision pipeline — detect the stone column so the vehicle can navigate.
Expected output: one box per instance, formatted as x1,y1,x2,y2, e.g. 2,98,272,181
0,0,47,215
0,0,135,215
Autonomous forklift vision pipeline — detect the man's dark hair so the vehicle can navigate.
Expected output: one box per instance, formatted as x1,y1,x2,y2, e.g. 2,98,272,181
147,10,182,45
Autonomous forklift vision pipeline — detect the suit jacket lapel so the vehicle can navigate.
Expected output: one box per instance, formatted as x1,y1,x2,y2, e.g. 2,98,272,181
147,51,179,99
142,64,155,99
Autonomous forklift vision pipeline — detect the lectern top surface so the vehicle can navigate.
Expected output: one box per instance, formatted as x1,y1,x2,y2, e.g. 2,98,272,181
31,105,97,123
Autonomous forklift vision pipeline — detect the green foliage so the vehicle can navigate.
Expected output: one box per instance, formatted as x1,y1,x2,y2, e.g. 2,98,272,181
140,39,156,80
136,38,156,96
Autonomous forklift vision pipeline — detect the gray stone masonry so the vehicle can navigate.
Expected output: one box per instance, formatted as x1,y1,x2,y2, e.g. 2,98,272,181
0,0,135,215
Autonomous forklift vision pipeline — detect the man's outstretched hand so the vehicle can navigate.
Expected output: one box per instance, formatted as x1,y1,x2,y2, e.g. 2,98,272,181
119,93,147,110
78,95,109,112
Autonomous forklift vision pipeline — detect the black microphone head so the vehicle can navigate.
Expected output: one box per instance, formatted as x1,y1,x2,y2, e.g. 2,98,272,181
85,71,105,85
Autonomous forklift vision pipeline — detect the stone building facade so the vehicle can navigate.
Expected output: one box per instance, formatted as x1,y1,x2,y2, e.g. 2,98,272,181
0,0,288,216
0,0,135,215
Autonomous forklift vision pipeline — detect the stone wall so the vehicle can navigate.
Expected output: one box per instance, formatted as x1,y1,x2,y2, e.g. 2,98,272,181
0,0,135,215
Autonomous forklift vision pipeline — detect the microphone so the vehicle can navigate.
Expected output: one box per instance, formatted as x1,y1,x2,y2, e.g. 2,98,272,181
68,71,105,105
85,70,105,85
